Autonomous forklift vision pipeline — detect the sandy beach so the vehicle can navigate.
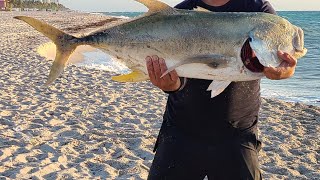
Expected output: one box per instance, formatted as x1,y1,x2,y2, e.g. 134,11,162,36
0,11,319,179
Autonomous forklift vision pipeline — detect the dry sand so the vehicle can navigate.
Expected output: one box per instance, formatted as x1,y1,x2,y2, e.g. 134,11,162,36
0,11,319,180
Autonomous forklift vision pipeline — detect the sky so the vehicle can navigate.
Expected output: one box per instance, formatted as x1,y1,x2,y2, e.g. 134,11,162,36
59,0,320,12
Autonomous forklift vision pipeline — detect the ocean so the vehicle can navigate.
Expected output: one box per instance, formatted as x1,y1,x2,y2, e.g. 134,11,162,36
81,11,319,106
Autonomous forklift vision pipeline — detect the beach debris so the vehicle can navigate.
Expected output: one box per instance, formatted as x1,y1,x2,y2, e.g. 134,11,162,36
14,0,307,97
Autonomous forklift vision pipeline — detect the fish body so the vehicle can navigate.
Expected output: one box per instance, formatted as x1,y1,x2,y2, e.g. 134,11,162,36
14,0,307,97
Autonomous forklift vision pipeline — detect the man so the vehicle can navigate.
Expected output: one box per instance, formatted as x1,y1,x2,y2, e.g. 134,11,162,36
146,0,297,179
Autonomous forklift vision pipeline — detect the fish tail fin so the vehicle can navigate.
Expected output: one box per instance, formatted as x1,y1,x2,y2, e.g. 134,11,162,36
14,16,80,85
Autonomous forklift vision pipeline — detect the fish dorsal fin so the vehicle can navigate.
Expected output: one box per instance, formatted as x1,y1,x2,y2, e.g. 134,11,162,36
195,6,210,12
135,0,173,13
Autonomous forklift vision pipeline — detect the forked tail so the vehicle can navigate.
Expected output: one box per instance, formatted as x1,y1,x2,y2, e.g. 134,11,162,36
14,16,81,85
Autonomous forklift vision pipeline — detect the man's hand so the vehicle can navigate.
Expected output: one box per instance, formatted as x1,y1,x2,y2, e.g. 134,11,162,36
146,55,181,92
263,51,297,80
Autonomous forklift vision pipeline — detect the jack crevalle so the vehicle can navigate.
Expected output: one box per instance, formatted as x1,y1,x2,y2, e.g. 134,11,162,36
14,0,307,97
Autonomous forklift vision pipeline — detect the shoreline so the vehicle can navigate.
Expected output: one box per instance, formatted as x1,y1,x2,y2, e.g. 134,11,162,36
0,11,319,179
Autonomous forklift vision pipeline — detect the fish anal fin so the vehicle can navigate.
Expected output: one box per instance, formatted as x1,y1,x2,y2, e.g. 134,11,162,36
161,54,233,78
135,0,173,14
207,80,231,98
112,70,149,82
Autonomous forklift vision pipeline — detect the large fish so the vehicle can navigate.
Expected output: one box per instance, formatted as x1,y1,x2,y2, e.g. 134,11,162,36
14,0,307,97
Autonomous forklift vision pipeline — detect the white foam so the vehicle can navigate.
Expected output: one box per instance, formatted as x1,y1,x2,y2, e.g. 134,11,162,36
261,85,319,106
89,12,104,16
94,12,131,19
77,50,130,74
111,15,130,19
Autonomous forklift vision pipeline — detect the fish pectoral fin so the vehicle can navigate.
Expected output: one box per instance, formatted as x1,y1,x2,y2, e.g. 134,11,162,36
112,70,149,82
161,54,233,78
207,80,231,98
135,0,174,14
248,31,279,67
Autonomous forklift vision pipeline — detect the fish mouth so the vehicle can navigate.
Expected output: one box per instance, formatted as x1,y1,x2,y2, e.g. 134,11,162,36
241,39,264,73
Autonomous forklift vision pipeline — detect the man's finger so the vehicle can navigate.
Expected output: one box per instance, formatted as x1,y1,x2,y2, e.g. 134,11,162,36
264,67,280,80
277,51,297,67
264,67,279,74
152,55,161,80
146,56,156,82
159,58,171,82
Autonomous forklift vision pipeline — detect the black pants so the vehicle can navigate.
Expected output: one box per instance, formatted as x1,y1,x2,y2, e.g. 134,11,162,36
148,125,262,180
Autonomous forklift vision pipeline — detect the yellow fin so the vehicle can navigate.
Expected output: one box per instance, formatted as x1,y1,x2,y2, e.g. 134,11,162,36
135,0,173,13
112,71,149,82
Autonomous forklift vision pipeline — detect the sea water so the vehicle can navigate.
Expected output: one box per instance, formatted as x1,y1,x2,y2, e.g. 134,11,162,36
81,11,319,106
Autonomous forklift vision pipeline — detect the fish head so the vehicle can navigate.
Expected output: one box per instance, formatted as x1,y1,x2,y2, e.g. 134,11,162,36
248,19,307,69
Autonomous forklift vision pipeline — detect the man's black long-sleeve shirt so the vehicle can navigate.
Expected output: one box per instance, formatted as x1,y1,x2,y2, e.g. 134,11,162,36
162,0,276,138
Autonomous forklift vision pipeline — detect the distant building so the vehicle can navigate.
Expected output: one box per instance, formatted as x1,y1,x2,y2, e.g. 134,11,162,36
0,0,6,10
